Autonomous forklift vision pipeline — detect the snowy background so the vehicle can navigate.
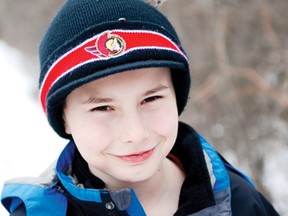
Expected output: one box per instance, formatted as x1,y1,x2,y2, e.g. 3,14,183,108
0,40,287,215
0,41,66,215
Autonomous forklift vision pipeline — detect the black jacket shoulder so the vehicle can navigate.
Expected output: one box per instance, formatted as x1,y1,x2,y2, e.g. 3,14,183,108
229,170,280,216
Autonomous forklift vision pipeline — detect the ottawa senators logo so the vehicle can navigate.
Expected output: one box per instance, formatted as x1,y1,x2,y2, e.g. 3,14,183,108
85,31,126,58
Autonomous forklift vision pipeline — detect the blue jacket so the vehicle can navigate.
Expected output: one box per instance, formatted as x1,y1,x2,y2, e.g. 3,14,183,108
1,122,279,215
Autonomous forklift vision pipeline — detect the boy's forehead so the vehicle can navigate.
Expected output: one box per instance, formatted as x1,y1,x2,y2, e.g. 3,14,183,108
82,67,171,87
68,67,172,97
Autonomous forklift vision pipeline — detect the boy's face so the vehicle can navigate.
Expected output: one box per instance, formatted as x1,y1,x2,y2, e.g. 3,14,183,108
63,67,179,187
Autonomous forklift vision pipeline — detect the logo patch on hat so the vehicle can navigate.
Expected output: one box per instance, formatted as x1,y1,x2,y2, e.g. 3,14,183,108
85,31,126,57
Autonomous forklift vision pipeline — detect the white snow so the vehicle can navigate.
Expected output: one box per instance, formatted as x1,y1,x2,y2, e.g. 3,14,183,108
0,40,287,215
0,41,66,215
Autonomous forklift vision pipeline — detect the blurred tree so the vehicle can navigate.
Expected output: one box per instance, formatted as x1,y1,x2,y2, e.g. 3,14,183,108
162,0,288,202
0,0,65,56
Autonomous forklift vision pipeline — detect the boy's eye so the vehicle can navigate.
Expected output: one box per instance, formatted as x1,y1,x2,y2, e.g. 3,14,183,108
142,96,162,104
91,106,113,112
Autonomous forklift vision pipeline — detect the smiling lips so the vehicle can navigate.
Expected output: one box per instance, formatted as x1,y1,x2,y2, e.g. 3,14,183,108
116,148,155,163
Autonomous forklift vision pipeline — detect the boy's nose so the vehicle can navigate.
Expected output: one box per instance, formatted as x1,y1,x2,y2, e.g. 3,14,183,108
120,112,149,144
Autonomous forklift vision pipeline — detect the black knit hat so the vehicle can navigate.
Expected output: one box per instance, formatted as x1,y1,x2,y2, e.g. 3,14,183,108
39,0,190,139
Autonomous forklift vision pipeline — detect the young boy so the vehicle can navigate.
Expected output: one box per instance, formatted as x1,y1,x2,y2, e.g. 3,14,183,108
1,0,280,215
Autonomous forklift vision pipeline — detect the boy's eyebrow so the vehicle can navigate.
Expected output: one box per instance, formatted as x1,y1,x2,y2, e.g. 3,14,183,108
84,97,113,104
143,85,169,97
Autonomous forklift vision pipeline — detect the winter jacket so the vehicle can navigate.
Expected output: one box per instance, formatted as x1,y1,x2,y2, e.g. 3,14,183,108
1,122,279,216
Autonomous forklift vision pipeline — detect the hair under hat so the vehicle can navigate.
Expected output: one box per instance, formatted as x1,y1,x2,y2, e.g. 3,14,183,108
39,0,190,139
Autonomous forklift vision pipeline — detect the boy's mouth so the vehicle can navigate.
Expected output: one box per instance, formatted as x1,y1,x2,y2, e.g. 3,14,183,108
115,148,155,163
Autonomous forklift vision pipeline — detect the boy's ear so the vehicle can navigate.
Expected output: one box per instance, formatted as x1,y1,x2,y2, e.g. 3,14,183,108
62,112,71,135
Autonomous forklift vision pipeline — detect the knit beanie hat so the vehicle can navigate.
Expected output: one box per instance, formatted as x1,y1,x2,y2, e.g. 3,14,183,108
39,0,190,139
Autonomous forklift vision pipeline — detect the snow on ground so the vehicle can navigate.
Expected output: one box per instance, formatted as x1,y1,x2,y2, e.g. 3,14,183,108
0,41,66,215
263,119,288,215
0,40,287,215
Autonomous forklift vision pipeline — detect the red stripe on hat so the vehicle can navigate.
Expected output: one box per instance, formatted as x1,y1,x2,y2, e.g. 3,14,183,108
40,30,187,114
